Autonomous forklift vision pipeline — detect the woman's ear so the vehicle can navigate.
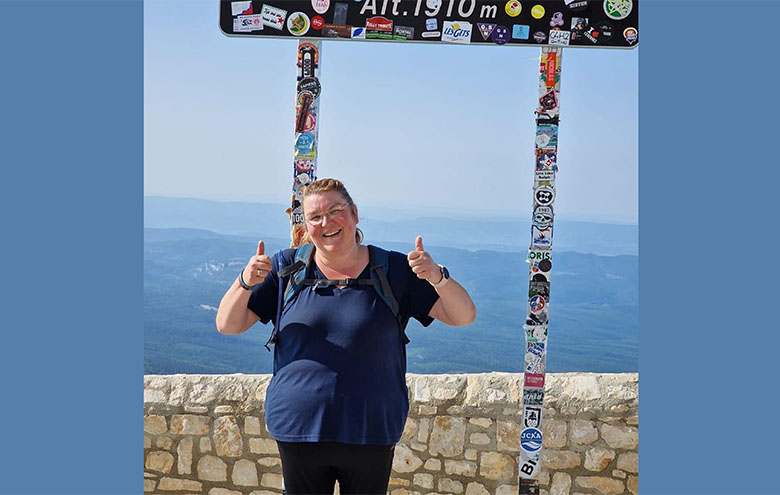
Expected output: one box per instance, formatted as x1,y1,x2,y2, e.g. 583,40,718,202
351,204,359,224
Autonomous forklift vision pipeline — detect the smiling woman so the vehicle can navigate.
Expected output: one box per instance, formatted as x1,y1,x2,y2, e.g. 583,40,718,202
214,177,476,495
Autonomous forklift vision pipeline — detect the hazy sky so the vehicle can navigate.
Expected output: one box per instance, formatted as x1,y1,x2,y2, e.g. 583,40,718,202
144,0,638,223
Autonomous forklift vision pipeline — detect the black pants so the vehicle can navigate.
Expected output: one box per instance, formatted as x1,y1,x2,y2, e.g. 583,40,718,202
277,441,395,495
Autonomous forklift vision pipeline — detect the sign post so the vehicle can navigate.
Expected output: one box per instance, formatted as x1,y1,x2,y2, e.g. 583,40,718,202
220,1,638,492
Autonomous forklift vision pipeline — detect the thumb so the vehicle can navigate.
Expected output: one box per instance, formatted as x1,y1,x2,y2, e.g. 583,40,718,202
415,235,424,252
257,240,265,256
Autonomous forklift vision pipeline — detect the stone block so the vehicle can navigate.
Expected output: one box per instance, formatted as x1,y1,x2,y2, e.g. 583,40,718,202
570,420,598,445
144,479,155,492
197,455,227,482
414,473,434,489
497,420,520,452
627,475,638,495
469,418,492,428
170,415,210,435
464,449,477,461
214,405,234,415
214,416,243,457
200,437,212,453
390,477,411,487
543,420,568,448
438,478,464,493
429,416,466,457
584,447,616,472
424,458,441,471
444,460,477,477
574,476,625,494
261,473,284,489
418,418,431,443
177,437,193,475
209,489,242,495
156,437,173,450
157,477,202,491
232,459,259,486
245,416,263,435
257,457,282,467
496,485,518,495
541,450,581,470
617,452,638,473
402,418,419,442
144,435,151,449
418,405,437,415
550,472,571,495
145,451,174,473
612,470,626,479
465,482,490,495
144,415,167,435
249,437,279,455
479,452,514,480
393,444,423,473
600,424,638,450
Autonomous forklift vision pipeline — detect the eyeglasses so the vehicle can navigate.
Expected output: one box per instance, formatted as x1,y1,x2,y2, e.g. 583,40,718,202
305,201,352,226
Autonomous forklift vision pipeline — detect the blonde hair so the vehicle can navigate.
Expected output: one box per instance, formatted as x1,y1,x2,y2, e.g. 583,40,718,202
300,178,363,244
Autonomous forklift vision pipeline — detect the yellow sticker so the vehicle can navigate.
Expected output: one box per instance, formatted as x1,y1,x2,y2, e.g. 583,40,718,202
505,1,522,17
531,5,545,19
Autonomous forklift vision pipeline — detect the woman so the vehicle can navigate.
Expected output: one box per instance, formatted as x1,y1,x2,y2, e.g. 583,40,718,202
216,178,476,495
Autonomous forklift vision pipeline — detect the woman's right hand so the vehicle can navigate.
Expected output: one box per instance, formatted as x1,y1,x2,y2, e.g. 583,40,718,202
242,240,272,286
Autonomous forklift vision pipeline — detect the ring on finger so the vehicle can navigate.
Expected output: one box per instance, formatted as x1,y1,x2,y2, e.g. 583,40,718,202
257,269,262,277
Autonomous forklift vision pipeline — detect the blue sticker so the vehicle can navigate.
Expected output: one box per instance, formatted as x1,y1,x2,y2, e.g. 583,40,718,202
512,24,530,40
492,25,510,45
295,132,315,154
520,428,543,452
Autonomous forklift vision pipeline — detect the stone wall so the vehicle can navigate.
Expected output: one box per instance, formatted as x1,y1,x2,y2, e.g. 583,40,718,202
144,373,638,495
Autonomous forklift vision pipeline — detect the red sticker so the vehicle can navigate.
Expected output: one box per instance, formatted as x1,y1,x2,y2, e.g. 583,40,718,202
312,15,324,30
525,373,545,388
545,52,556,88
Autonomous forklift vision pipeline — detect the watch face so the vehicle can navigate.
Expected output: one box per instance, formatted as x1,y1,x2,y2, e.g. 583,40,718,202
442,266,450,279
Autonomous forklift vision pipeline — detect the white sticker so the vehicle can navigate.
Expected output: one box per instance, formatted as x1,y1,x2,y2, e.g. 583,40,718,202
231,1,252,16
549,30,571,46
426,18,438,30
234,14,264,32
287,12,310,36
422,31,441,38
261,4,287,30
311,0,330,14
441,21,472,44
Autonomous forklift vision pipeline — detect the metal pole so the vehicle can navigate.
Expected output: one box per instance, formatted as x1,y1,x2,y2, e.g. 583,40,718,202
519,45,563,495
289,40,322,247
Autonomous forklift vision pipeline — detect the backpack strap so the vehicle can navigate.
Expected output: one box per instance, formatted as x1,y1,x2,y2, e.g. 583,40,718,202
368,245,407,341
264,244,315,351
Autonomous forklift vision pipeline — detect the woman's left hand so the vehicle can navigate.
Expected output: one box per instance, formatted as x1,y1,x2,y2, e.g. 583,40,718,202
407,235,442,284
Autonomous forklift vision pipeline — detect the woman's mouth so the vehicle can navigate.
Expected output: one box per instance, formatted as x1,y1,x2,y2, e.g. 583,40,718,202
322,229,342,238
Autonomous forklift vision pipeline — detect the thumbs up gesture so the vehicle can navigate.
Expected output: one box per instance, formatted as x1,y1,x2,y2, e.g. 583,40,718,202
242,240,272,287
407,235,442,284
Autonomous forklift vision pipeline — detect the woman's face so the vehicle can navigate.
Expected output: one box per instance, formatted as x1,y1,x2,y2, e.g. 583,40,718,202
303,190,358,255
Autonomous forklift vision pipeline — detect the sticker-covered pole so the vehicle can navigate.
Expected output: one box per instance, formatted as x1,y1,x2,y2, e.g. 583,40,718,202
288,40,322,247
518,45,563,495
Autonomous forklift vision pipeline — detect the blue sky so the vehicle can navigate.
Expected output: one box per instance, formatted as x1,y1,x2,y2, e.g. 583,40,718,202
144,1,637,223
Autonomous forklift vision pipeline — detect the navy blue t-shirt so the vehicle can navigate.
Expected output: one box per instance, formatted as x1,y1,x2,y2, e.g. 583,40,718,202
247,246,439,445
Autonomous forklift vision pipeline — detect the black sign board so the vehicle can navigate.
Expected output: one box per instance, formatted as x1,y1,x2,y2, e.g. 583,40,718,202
220,0,638,49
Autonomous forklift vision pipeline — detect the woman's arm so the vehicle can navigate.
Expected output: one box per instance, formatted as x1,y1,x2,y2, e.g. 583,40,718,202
216,240,270,334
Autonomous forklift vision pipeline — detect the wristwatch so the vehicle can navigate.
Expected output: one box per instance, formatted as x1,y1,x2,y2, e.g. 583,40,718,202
430,265,450,288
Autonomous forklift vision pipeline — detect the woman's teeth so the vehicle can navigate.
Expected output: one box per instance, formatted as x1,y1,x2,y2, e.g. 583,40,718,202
323,229,342,238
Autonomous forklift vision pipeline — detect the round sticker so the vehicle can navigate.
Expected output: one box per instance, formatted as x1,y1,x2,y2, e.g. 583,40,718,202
550,12,564,27
538,259,552,272
492,25,510,45
533,31,547,43
312,15,325,30
534,186,555,206
505,1,522,17
536,133,550,148
603,0,632,20
529,294,546,314
295,133,315,154
295,159,314,173
531,5,545,19
623,26,637,44
287,12,310,36
297,77,321,99
533,206,553,228
311,0,330,14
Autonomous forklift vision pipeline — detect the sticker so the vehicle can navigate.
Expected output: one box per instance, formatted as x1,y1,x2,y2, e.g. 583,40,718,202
426,18,438,30
525,373,545,388
260,4,287,30
505,1,522,17
323,24,352,37
537,150,557,171
532,206,553,229
524,324,548,343
427,0,442,8
295,159,314,173
297,42,319,78
231,1,253,16
441,21,472,44
571,17,588,39
421,31,441,38
512,24,530,40
549,30,570,45
351,26,365,38
534,185,555,206
523,406,543,428
538,88,559,115
529,294,546,314
532,226,552,248
535,170,555,183
624,27,637,44
366,16,393,39
312,15,325,30
295,133,316,158
545,52,557,87
477,23,496,40
520,428,543,453
394,25,414,40
287,12,310,36
564,0,589,11
523,387,544,406
535,124,558,148
525,349,546,374
492,25,510,45
311,0,330,14
297,77,321,99
529,279,550,298
526,311,548,326
533,31,546,43
528,250,551,261
604,0,632,20
593,21,614,43
234,14,264,32
299,111,316,132
519,476,541,492
531,5,545,19
333,2,348,24
531,258,552,274
549,12,564,27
